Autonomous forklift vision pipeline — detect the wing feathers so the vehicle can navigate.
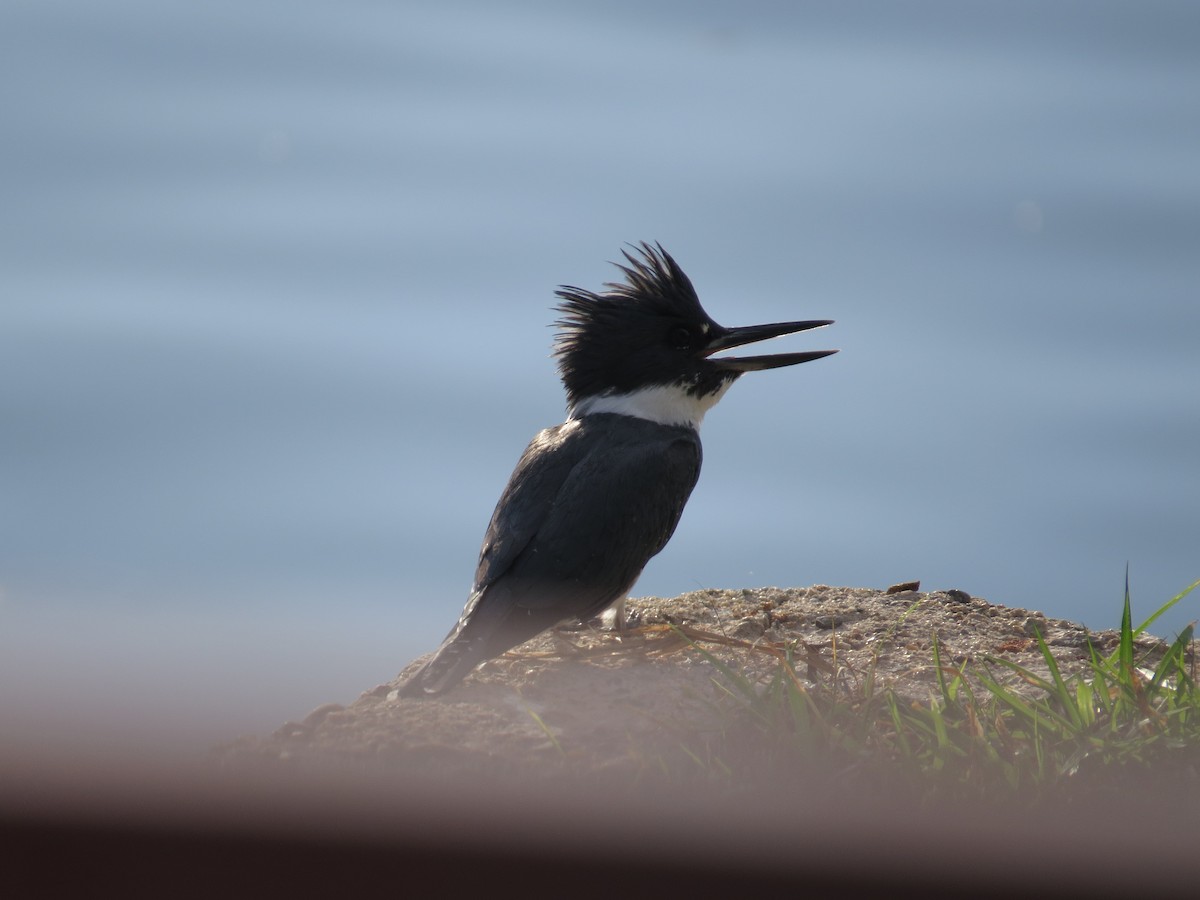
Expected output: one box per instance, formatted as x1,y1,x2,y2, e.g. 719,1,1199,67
398,414,701,696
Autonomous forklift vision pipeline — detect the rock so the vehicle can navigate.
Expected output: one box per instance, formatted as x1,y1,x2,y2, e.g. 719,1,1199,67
217,586,1167,781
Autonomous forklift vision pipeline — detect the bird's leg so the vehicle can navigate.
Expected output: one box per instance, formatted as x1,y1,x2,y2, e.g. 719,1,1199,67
605,596,627,632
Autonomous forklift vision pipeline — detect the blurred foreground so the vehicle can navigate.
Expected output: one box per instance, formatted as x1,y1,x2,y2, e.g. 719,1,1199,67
7,586,1197,896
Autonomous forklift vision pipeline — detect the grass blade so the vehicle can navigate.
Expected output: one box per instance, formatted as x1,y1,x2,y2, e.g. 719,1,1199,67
1117,568,1135,675
1132,577,1200,639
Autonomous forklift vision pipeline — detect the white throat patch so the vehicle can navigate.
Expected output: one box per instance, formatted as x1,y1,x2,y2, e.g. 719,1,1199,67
570,380,734,429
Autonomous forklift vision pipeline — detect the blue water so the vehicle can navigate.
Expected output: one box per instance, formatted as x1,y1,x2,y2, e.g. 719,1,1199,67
2,1,1198,752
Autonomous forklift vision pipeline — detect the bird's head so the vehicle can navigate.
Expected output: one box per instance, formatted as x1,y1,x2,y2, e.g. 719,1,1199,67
553,242,836,428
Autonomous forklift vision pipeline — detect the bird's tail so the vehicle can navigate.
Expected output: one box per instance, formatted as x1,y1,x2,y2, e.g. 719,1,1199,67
395,585,564,698
395,632,493,698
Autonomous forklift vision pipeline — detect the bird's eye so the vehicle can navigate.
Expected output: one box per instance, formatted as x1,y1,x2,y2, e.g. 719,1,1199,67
668,326,693,350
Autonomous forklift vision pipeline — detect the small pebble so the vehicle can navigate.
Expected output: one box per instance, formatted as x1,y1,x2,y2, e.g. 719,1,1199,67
1021,617,1047,637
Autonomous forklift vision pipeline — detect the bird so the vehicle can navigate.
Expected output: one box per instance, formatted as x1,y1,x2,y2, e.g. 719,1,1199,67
397,242,836,697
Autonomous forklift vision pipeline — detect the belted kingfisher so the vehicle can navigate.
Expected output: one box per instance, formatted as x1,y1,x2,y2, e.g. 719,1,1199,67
398,242,836,697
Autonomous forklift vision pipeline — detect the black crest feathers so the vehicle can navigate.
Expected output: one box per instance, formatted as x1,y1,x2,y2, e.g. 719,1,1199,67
553,242,719,405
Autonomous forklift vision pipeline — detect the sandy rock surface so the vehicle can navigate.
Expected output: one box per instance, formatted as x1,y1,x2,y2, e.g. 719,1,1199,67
219,585,1168,782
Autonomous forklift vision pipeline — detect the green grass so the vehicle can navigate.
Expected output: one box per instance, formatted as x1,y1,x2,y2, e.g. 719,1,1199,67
680,577,1199,804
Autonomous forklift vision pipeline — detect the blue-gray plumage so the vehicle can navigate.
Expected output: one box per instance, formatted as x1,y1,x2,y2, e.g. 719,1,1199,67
398,242,835,697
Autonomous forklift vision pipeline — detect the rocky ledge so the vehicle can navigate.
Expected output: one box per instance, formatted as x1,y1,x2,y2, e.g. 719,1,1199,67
219,584,1171,782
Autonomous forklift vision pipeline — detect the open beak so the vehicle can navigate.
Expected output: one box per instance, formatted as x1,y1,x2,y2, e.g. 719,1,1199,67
704,320,837,372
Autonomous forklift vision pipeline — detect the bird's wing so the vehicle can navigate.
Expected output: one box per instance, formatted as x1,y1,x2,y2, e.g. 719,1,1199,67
489,416,702,616
471,420,595,593
400,415,701,697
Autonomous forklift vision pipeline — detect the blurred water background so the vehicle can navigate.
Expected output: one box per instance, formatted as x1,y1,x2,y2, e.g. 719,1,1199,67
2,0,1197,755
